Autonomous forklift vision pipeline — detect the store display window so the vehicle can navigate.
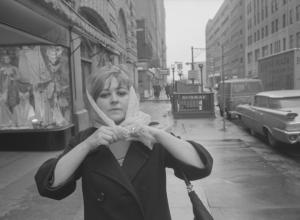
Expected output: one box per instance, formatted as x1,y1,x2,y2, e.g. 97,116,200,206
0,45,72,130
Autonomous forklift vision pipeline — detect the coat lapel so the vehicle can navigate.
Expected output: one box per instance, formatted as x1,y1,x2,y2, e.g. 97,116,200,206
87,143,151,216
122,141,151,181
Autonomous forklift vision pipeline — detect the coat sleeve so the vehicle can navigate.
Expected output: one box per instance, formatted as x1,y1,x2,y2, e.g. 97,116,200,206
34,128,94,200
163,134,213,181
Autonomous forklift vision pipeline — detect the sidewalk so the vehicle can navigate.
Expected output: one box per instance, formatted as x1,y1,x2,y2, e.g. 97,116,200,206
140,101,300,220
1,101,300,220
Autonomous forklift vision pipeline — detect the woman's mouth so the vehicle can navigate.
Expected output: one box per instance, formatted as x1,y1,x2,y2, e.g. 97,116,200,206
110,108,121,111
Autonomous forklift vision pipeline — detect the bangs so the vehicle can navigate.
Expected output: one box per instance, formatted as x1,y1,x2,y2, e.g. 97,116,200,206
89,66,132,100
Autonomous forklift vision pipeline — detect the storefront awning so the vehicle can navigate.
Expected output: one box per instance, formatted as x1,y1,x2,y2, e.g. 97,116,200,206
0,0,69,46
22,0,128,56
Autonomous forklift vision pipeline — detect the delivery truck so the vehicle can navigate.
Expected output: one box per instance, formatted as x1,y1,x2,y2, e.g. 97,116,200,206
258,48,300,91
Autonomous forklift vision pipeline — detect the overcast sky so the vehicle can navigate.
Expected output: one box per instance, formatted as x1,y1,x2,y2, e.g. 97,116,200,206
164,0,224,74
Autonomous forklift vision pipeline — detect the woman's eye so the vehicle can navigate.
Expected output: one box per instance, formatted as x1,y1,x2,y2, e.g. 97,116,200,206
117,91,128,96
99,93,110,98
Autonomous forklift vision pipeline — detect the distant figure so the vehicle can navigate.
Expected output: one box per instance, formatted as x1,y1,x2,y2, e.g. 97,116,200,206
165,84,171,99
153,84,161,99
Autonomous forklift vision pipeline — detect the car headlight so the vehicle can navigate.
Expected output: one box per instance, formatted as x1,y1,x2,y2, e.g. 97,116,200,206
288,134,299,143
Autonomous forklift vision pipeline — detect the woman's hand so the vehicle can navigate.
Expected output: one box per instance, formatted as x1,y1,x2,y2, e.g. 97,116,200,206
125,123,160,147
84,126,119,152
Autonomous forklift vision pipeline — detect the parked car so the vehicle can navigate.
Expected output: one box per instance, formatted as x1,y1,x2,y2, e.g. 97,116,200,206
236,90,300,147
217,78,263,119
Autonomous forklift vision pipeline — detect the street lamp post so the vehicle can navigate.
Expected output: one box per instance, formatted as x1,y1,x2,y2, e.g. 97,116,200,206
171,64,175,90
221,44,226,131
198,63,204,93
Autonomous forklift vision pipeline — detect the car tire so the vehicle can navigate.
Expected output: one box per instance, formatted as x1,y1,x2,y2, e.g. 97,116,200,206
226,112,232,120
266,131,279,147
249,128,256,136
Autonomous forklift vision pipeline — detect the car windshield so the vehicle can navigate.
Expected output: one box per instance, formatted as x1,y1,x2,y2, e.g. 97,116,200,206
269,97,300,109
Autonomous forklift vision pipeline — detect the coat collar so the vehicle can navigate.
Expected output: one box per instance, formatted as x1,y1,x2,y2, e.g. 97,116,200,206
86,141,152,216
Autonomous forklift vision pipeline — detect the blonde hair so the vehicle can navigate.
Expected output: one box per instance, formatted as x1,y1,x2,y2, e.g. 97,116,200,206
87,64,133,100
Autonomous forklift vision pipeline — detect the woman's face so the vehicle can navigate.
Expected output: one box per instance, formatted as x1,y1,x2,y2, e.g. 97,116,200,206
96,76,129,124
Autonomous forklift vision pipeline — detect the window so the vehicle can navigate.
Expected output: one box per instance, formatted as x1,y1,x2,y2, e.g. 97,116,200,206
275,0,278,11
297,5,300,21
290,34,294,49
248,35,253,45
255,49,260,61
268,98,281,109
274,40,281,53
282,14,286,28
254,96,268,107
283,38,286,50
290,9,293,24
265,25,268,36
262,27,264,39
271,21,274,33
275,19,278,32
262,45,268,57
297,32,300,48
271,0,274,13
0,45,72,129
270,43,273,54
247,52,253,64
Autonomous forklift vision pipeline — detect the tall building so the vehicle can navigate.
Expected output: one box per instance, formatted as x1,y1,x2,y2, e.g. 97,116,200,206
133,0,167,99
0,0,138,149
245,0,300,78
205,0,246,87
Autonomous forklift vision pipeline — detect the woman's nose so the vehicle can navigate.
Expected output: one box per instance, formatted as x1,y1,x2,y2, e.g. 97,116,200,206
110,92,118,102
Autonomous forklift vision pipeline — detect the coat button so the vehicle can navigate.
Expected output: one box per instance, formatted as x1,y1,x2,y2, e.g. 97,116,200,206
96,192,105,202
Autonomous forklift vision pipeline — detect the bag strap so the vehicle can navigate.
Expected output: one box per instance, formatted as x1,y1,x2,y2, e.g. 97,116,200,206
180,169,194,193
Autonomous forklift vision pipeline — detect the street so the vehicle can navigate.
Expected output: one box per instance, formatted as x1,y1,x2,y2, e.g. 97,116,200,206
1,101,300,220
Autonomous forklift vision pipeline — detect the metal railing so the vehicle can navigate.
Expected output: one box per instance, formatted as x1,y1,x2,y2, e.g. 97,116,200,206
171,92,215,118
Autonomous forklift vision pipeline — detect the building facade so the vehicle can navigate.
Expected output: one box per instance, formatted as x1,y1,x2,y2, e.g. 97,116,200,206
133,0,167,99
0,0,138,149
245,0,300,78
205,0,246,87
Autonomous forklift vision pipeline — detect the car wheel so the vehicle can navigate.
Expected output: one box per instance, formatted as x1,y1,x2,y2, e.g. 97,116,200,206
226,112,232,120
266,131,279,147
249,128,256,136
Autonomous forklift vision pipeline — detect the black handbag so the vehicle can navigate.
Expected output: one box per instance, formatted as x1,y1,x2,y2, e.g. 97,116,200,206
180,171,214,220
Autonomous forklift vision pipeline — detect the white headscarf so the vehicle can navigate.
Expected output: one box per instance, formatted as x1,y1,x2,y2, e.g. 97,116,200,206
86,65,154,149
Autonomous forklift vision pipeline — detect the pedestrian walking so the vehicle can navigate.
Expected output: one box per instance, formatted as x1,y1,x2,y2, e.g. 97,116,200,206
153,84,161,99
35,64,213,220
165,84,171,99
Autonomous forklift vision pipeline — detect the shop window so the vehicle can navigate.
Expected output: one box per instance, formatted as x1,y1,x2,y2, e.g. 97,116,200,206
0,45,72,130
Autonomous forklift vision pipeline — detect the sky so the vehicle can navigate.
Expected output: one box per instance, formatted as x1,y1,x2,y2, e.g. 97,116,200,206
164,0,224,77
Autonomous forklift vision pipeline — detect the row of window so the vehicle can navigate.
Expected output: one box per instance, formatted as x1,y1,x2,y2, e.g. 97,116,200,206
248,5,299,31
247,32,300,64
247,1,300,28
248,0,287,16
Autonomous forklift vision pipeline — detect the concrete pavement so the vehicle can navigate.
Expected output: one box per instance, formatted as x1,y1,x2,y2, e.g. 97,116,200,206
1,100,300,219
141,100,300,220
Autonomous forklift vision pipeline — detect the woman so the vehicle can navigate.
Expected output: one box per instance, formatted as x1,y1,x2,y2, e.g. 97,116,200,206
35,64,213,220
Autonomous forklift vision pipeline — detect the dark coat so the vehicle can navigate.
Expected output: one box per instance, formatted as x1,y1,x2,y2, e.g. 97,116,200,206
35,127,213,220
